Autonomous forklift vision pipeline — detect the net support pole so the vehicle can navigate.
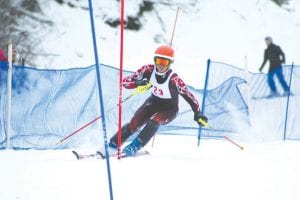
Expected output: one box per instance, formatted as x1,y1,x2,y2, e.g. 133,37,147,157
6,43,13,149
283,62,294,141
88,0,114,199
198,59,211,146
243,55,251,129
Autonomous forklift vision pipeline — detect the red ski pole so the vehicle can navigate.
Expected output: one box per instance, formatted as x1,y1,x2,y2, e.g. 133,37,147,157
223,136,244,150
55,91,136,146
55,83,152,146
198,118,245,151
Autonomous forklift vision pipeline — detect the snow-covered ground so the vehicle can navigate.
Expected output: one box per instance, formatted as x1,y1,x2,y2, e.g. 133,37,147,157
1,135,300,200
35,0,300,88
1,1,299,200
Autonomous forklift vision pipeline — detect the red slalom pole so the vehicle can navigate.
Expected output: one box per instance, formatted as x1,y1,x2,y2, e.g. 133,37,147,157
169,7,180,47
117,0,125,159
224,136,244,150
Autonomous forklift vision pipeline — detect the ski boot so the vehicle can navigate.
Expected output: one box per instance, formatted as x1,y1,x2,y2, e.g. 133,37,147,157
123,138,143,156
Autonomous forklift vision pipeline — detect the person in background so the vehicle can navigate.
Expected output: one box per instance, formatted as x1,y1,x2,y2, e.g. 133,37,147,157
0,47,25,65
259,36,290,97
107,45,208,156
0,48,8,62
12,48,25,66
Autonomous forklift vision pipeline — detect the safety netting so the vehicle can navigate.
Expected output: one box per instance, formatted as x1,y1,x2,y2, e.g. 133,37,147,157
200,61,299,142
0,61,299,149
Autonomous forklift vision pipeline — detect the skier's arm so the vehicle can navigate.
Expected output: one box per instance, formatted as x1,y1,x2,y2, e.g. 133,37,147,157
122,65,153,89
171,76,208,126
171,75,200,113
259,50,267,71
278,46,285,64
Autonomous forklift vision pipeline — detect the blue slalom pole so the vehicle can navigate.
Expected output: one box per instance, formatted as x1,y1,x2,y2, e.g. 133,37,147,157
283,62,294,141
198,59,211,146
88,0,114,199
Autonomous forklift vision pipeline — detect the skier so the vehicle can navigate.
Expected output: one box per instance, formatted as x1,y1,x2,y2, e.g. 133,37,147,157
259,36,289,96
108,45,208,156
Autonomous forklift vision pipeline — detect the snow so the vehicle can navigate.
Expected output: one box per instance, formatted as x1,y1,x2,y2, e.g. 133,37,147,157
1,1,300,199
1,136,300,200
34,0,300,88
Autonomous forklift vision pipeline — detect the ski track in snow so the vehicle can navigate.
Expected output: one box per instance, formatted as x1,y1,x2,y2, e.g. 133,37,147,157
1,135,300,200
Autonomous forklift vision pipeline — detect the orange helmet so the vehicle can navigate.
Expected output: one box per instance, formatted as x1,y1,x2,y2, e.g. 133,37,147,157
154,45,174,61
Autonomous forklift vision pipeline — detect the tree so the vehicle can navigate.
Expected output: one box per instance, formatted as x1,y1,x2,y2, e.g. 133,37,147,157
271,0,290,6
0,0,53,66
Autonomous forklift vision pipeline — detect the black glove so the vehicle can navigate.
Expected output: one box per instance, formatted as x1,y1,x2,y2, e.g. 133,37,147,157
135,78,149,87
194,112,208,127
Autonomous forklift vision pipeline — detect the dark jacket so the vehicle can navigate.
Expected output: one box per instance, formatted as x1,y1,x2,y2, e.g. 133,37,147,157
260,43,285,72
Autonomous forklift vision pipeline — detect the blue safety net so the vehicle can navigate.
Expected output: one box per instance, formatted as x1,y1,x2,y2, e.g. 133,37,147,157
200,61,299,142
0,61,299,149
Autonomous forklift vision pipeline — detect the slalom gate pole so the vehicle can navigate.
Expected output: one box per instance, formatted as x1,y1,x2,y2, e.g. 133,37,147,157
169,7,180,47
198,59,211,146
117,0,125,159
198,118,244,150
151,7,180,148
6,42,13,149
55,91,136,146
88,0,113,199
283,62,294,141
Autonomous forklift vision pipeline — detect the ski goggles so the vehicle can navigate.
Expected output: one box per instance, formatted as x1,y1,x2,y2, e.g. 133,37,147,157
154,57,171,67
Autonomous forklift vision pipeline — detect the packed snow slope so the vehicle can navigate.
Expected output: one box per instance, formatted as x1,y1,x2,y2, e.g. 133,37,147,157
36,0,300,87
0,137,300,200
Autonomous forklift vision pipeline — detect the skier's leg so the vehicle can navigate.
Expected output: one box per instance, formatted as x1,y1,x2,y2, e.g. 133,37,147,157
128,98,155,132
123,120,160,156
109,97,155,147
267,71,277,94
109,123,132,147
123,108,178,156
275,67,289,92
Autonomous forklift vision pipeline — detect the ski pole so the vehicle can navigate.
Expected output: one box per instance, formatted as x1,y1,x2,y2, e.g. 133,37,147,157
223,136,244,150
198,118,245,150
55,85,151,146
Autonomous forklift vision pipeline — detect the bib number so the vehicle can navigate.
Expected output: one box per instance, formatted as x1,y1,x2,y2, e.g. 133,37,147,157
153,86,164,96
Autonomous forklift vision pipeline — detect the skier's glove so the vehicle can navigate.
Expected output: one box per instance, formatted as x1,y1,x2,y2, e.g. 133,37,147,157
134,78,152,94
194,112,208,127
135,78,149,87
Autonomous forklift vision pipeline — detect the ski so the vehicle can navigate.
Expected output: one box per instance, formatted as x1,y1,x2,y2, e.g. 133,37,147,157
98,150,150,159
72,150,150,160
72,150,103,160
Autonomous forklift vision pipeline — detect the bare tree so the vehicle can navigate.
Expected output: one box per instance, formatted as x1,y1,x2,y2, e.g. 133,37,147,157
0,0,53,66
271,0,290,6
